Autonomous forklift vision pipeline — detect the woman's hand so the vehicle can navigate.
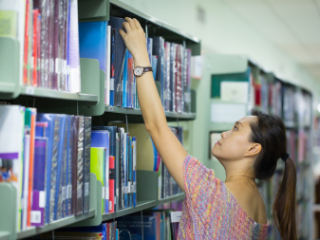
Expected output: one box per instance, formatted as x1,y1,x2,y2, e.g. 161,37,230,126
119,17,149,62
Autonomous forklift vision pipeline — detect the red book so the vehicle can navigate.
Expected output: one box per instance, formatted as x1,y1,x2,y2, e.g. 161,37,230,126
109,156,115,213
32,10,39,86
23,1,30,85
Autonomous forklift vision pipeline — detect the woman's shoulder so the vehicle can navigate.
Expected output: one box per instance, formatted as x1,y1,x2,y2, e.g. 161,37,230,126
225,181,268,225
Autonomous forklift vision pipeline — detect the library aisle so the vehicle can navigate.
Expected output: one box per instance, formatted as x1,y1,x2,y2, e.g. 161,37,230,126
0,0,320,240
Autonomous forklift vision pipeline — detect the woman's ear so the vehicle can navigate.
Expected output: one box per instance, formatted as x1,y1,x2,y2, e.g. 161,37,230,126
245,143,262,157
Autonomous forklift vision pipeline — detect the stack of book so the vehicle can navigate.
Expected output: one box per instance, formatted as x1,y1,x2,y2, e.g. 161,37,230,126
0,105,91,230
78,16,193,113
92,126,137,213
39,221,119,239
0,0,81,92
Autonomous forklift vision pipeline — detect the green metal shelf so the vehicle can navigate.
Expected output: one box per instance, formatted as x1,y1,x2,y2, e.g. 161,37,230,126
102,194,185,221
17,210,95,239
20,86,98,103
78,0,201,56
0,232,9,240
102,200,157,221
157,193,185,205
102,106,196,123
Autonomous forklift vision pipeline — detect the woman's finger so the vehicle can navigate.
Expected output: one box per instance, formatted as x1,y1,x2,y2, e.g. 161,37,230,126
122,22,131,33
125,17,136,30
133,18,142,29
119,29,126,39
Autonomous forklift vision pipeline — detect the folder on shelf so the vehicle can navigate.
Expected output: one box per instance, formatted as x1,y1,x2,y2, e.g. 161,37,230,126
109,156,115,213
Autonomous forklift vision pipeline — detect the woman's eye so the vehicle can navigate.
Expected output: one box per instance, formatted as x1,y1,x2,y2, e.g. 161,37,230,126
233,126,238,130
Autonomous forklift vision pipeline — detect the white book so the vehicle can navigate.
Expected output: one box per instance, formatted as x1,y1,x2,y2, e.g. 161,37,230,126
105,25,111,105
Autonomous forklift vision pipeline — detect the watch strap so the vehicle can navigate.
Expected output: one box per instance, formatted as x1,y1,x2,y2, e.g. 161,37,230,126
143,67,153,73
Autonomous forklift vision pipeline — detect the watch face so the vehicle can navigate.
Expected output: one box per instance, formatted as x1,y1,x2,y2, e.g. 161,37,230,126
134,66,143,76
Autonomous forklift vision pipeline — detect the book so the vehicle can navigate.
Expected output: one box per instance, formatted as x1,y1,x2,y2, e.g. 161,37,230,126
66,115,74,217
132,137,137,207
90,147,105,214
0,105,25,230
74,116,85,216
109,156,115,213
67,0,81,93
170,211,182,240
105,25,111,106
83,117,92,215
109,17,126,107
31,137,47,227
91,130,110,213
122,50,128,108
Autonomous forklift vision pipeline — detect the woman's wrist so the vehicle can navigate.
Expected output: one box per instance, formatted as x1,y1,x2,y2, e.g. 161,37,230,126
133,51,151,66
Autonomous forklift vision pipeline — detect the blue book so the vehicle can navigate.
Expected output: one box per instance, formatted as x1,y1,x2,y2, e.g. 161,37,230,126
129,136,133,208
132,137,137,207
36,114,59,223
54,115,67,220
122,50,128,108
116,229,119,240
127,51,133,109
65,116,73,217
109,17,126,107
79,20,108,79
31,137,47,227
110,29,115,106
91,130,110,214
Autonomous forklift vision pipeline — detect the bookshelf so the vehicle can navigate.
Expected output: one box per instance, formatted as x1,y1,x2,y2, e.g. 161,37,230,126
0,0,199,239
192,53,314,240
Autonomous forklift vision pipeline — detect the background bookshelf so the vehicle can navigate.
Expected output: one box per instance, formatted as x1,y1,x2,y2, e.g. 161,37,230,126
0,0,199,239
191,53,314,240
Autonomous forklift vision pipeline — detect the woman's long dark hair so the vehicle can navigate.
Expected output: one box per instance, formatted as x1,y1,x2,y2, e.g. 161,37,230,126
250,109,297,240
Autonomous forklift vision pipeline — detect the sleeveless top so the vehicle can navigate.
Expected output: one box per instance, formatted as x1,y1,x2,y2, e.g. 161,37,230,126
178,155,269,240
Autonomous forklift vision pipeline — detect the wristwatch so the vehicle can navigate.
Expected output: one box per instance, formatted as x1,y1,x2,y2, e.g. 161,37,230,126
133,66,153,77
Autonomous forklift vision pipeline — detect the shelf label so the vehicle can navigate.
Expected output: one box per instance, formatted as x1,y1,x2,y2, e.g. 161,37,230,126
108,106,114,112
26,86,35,95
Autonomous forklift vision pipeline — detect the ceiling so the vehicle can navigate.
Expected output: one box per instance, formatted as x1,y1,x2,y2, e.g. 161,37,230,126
223,0,320,79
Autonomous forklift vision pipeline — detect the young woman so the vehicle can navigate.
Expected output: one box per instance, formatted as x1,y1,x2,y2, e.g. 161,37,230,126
119,17,297,240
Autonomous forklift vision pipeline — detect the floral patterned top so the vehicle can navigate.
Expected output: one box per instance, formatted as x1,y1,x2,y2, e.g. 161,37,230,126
178,155,268,240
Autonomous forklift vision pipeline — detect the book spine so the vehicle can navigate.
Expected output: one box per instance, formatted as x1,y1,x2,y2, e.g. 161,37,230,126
109,156,115,213
115,133,120,212
27,109,36,226
122,50,128,108
105,25,111,106
83,117,91,214
110,29,115,106
127,52,133,108
31,137,47,227
132,137,136,207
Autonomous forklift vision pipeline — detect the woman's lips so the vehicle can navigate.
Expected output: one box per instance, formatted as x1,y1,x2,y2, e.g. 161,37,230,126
215,141,221,146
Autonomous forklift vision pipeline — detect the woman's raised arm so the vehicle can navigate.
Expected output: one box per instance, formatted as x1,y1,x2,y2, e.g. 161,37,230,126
119,17,187,191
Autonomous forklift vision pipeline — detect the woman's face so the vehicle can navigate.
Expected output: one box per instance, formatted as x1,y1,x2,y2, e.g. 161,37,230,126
211,116,259,162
